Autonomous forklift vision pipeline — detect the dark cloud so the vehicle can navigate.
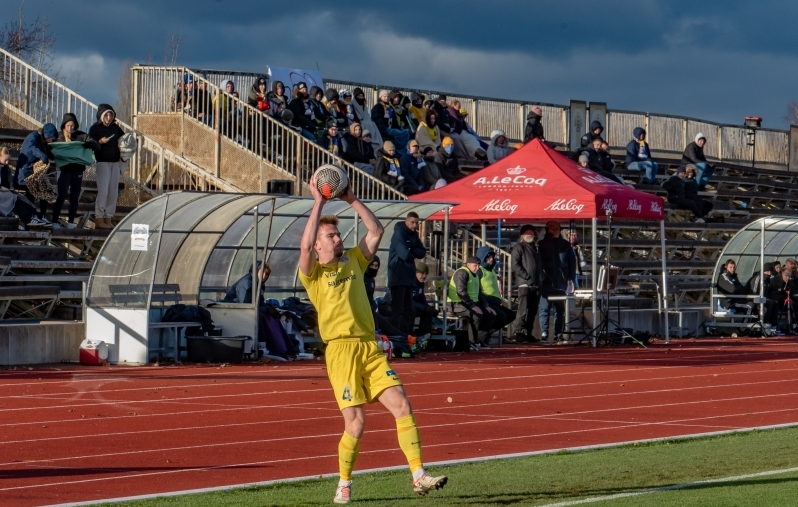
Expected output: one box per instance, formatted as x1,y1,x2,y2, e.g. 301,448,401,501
13,0,798,128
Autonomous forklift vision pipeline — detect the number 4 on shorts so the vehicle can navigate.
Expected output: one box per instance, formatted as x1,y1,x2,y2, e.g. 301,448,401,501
342,386,352,401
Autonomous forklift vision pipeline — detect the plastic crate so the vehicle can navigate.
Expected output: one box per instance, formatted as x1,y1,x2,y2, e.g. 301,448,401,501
186,336,249,364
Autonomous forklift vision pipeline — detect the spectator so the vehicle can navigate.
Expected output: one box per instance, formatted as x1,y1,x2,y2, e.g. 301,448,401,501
747,262,779,331
476,246,517,336
411,261,438,342
399,140,425,195
408,92,426,125
431,94,454,135
510,224,542,342
684,164,713,220
625,127,659,184
567,229,587,288
661,166,708,223
364,255,415,342
579,143,625,185
767,265,796,332
0,147,11,189
171,74,193,112
286,82,322,142
374,140,405,191
53,113,100,229
523,106,545,143
447,256,497,349
434,137,464,183
538,221,576,344
420,146,446,189
342,123,376,175
213,80,235,128
193,81,213,126
267,80,288,118
447,100,485,160
717,259,755,316
224,262,271,304
350,87,384,150
16,123,57,226
681,132,715,190
487,130,515,164
388,212,427,334
416,109,442,153
324,89,348,130
337,89,358,125
248,77,270,113
322,120,342,157
773,260,782,276
580,120,604,148
0,147,36,226
309,86,330,133
390,91,416,133
598,141,615,173
371,89,410,155
88,104,126,230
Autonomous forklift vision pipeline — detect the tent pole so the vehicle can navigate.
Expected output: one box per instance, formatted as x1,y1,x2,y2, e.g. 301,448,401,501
481,221,486,242
760,219,765,332
661,220,669,344
252,206,259,349
591,217,597,346
442,209,450,340
497,219,502,251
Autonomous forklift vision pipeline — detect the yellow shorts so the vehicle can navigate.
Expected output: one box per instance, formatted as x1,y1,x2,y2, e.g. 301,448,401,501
325,338,403,410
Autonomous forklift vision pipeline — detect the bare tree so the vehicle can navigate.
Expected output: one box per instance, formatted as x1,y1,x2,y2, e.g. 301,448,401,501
115,59,133,124
785,100,798,126
0,4,57,74
162,34,182,66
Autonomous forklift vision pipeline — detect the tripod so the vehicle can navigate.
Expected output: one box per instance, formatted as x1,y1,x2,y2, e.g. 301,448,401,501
582,209,647,348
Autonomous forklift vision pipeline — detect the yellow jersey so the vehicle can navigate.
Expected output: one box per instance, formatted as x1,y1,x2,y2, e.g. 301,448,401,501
298,246,375,343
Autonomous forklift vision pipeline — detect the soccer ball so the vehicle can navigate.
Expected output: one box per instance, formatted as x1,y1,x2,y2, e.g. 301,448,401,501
314,164,349,199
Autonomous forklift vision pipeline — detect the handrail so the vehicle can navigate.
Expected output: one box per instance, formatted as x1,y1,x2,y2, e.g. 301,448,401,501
132,66,407,200
0,48,236,199
449,227,513,299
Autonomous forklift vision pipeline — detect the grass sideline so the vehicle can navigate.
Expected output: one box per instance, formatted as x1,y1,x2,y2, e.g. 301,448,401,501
97,427,798,506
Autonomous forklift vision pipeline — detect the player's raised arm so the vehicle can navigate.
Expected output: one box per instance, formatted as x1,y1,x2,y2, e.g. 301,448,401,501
299,176,326,277
341,185,383,261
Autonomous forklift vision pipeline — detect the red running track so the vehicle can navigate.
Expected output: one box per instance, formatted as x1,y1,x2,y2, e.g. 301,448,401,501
3,337,798,506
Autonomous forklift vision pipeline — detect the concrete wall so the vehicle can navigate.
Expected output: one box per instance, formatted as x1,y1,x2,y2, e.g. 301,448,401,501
0,322,85,366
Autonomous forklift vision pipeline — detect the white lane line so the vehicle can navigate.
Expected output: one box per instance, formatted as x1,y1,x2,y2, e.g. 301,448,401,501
29,421,798,506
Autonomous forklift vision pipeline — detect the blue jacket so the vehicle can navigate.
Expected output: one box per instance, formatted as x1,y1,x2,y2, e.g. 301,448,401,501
625,127,651,166
399,153,425,193
388,221,426,287
16,124,56,186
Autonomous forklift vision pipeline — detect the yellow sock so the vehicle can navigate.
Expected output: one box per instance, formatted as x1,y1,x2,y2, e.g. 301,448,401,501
396,414,423,473
338,432,360,481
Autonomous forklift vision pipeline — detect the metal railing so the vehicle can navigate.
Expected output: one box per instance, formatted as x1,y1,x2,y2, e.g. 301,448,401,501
449,228,513,299
132,66,406,200
0,48,235,202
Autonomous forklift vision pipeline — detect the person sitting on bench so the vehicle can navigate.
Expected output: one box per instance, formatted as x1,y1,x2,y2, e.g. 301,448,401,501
662,166,709,223
447,256,496,349
476,246,516,337
411,262,438,345
766,265,797,334
717,259,754,315
364,255,417,345
223,262,271,304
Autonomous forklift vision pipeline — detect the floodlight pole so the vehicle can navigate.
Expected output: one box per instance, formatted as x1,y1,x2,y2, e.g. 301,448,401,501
591,217,598,346
442,208,451,341
661,220,669,344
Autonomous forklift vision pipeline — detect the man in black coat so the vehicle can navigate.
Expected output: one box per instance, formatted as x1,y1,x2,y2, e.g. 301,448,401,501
662,166,708,223
523,106,545,143
510,224,542,342
538,221,576,344
411,262,438,340
388,212,426,333
681,133,715,190
580,120,604,148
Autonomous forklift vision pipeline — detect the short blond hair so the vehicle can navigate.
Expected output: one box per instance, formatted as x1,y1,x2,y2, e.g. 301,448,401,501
319,215,339,227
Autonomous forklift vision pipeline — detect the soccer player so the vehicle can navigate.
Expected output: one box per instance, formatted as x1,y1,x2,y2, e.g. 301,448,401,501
298,175,447,504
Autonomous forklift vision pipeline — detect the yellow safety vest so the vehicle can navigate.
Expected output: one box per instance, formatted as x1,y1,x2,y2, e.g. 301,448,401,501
479,266,500,298
447,266,480,303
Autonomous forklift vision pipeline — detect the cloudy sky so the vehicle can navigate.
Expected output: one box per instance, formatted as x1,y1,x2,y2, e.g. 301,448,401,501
10,0,798,128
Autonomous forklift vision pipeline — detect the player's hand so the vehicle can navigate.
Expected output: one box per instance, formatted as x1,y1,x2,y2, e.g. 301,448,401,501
472,306,483,315
309,175,327,205
486,307,496,315
340,183,356,204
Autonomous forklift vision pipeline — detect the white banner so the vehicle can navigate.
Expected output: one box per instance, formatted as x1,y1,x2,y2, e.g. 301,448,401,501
267,67,324,92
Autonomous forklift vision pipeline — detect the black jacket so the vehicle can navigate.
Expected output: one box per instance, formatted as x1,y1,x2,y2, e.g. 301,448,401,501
767,275,793,304
433,146,463,183
432,102,453,134
388,221,426,287
684,178,700,200
342,133,374,164
411,279,430,313
287,90,320,131
511,240,542,288
57,113,100,173
717,270,749,309
523,112,545,143
374,148,404,190
370,101,401,141
662,174,686,202
364,255,380,311
681,142,708,165
538,234,576,293
452,268,484,310
88,104,126,163
580,120,604,148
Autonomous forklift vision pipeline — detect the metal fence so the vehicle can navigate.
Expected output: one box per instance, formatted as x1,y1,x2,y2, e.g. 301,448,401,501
133,66,406,200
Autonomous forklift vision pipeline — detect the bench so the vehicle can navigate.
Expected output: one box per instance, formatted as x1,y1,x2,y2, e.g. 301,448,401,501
0,285,60,319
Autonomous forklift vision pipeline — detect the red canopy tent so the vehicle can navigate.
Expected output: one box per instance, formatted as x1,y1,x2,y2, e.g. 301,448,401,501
409,139,671,344
409,139,664,221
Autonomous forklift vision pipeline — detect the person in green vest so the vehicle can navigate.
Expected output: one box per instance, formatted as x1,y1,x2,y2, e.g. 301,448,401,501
476,246,516,336
447,256,497,349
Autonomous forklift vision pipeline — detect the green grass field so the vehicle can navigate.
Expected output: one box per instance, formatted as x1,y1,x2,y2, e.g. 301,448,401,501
101,426,798,506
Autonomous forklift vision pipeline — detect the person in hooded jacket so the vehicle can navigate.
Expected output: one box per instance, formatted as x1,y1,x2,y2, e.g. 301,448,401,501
625,127,659,184
420,147,445,189
324,89,349,131
309,86,330,132
476,246,516,335
247,77,270,114
431,95,453,135
286,82,322,143
538,221,576,344
416,109,442,154
16,123,57,225
322,120,343,157
390,91,416,133
388,212,427,334
342,123,376,175
487,130,515,164
88,104,126,229
53,113,100,229
411,261,438,341
267,80,288,118
371,89,410,155
349,87,383,151
510,224,542,342
434,137,463,183
523,106,545,143
374,141,405,191
681,132,715,189
684,165,713,219
448,256,497,348
408,92,426,125
580,120,604,148
399,140,425,195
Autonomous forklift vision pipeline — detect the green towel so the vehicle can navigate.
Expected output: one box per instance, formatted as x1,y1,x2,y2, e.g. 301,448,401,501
49,141,96,169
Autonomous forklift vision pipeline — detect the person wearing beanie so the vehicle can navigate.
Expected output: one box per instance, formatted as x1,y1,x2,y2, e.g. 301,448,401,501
388,212,426,334
538,221,575,344
349,87,384,151
524,106,545,144
342,123,376,175
488,129,515,164
510,224,542,342
53,113,100,229
89,104,126,229
681,132,714,190
447,255,497,349
15,123,57,226
371,89,410,156
625,127,659,184
399,140,426,194
411,261,438,344
374,140,406,191
408,92,426,125
476,246,517,337
434,137,464,183
416,109,442,153
323,119,342,156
